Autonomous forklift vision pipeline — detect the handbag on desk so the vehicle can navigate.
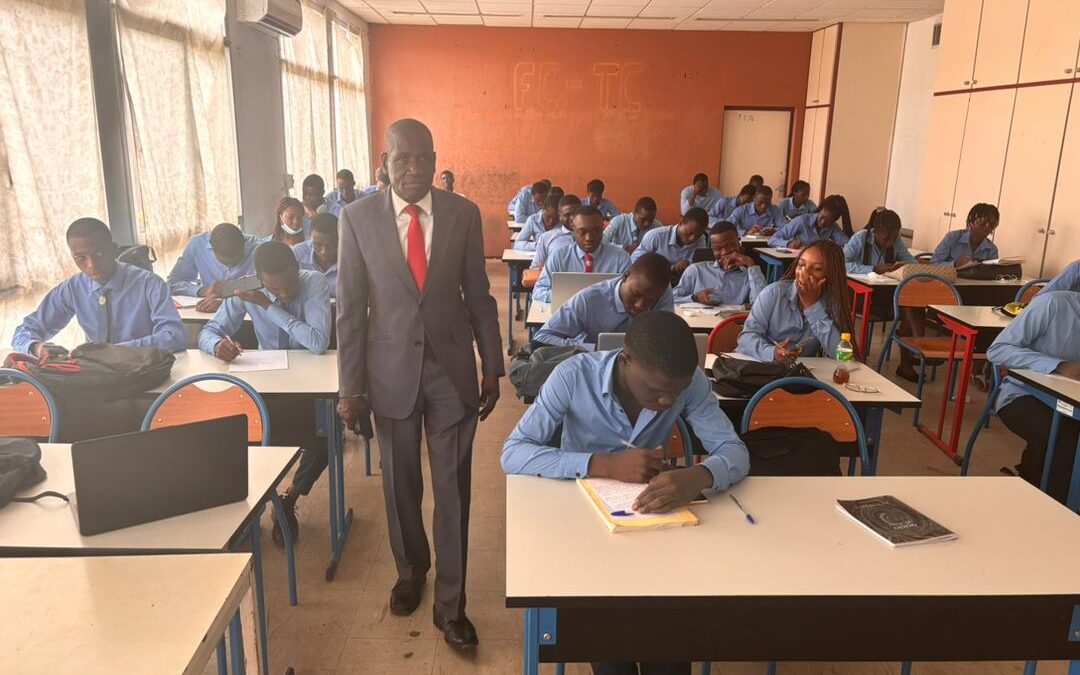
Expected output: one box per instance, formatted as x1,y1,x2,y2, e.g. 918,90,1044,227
710,355,814,398
884,263,957,282
957,261,1023,280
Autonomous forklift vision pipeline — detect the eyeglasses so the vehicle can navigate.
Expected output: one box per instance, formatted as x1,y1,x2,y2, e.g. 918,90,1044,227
996,274,1019,282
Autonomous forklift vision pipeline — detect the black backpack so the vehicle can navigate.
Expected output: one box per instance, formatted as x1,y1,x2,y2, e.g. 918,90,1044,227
509,344,586,403
0,438,52,508
117,244,158,273
710,354,814,398
4,343,175,402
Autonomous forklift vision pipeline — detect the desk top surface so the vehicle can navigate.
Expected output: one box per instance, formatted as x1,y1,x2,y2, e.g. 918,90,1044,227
929,304,1014,331
506,475,1080,603
847,273,1028,289
757,247,799,260
502,249,535,262
526,303,740,332
154,349,339,395
1009,369,1080,409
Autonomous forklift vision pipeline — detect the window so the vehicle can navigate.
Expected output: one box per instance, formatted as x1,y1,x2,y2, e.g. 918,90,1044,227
282,2,334,192
333,19,372,186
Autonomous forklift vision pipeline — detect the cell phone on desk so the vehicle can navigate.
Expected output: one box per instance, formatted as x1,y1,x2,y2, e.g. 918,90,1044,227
220,275,263,297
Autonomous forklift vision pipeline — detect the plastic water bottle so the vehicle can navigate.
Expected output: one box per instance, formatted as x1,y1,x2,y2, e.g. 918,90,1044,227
833,333,855,385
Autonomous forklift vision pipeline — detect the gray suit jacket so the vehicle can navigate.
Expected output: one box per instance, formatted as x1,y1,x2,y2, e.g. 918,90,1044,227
336,188,504,419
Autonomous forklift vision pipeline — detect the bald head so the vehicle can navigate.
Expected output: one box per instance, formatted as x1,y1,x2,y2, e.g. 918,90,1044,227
385,118,433,151
382,118,436,203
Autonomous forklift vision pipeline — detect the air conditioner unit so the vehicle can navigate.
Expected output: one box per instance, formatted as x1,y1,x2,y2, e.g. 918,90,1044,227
238,0,302,37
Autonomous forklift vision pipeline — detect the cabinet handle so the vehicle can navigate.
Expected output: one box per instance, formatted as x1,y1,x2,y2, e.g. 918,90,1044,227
1038,228,1046,234
1049,230,1056,235
943,211,950,216
963,80,971,85
1067,68,1074,74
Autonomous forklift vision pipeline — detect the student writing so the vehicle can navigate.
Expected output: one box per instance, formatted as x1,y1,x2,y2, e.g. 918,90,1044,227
582,178,619,220
708,183,756,224
930,203,1000,266
514,180,550,225
680,172,723,215
674,222,765,305
513,194,560,252
602,197,661,254
532,206,630,303
508,178,550,215
768,194,852,248
167,222,262,313
292,213,339,298
778,180,817,221
728,185,783,236
630,207,709,278
844,207,915,275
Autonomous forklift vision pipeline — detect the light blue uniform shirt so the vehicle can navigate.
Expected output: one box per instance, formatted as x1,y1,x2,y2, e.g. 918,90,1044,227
769,213,850,248
843,229,916,274
680,185,723,216
931,229,999,263
361,184,381,197
514,194,542,225
631,225,700,265
197,269,332,355
167,232,261,297
735,280,842,361
533,276,674,347
291,240,338,298
706,197,739,225
532,226,574,268
508,184,532,213
501,349,750,491
582,196,620,220
602,213,662,249
325,188,359,216
729,203,784,235
513,211,550,252
987,291,1080,411
778,196,817,221
533,243,631,303
12,262,186,354
1039,260,1080,295
673,261,766,305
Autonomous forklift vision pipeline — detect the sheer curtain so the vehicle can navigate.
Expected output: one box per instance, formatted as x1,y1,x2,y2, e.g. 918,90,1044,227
282,2,334,190
0,0,107,347
333,20,371,186
116,0,240,274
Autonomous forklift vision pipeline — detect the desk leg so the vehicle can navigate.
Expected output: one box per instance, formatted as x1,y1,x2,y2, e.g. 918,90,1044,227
318,398,353,581
507,263,517,355
917,320,975,465
247,504,270,675
864,406,884,475
522,608,558,675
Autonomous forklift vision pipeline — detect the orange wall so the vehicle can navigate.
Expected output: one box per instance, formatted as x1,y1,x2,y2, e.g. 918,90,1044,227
368,26,812,255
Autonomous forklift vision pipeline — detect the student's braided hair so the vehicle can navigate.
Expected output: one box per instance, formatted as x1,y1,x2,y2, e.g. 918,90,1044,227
861,207,902,266
782,239,855,344
820,194,853,237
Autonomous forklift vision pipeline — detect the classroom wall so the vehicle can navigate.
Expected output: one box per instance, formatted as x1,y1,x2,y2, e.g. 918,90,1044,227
367,26,813,256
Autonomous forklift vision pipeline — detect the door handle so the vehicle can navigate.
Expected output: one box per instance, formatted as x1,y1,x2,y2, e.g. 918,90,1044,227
1037,228,1046,234
1067,68,1074,74
963,80,971,85
1049,230,1056,235
971,79,977,85
943,211,950,216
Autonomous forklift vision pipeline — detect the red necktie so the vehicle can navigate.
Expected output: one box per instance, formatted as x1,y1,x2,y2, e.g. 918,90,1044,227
584,252,593,273
404,204,427,291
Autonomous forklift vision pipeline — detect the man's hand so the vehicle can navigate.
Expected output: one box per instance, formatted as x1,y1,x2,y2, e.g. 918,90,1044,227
723,252,755,269
788,238,803,250
624,243,638,254
590,447,667,484
478,375,501,421
954,257,974,268
693,288,717,305
200,281,224,299
773,338,798,362
747,225,763,236
634,465,713,513
195,297,223,313
213,339,242,363
672,259,691,275
337,395,371,429
1055,361,1080,381
237,289,271,309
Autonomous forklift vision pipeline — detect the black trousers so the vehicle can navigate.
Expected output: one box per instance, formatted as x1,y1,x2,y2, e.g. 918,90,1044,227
592,662,691,675
262,395,328,496
998,395,1080,504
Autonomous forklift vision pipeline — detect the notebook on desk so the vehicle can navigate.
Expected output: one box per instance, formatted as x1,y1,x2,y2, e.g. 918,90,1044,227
578,478,698,533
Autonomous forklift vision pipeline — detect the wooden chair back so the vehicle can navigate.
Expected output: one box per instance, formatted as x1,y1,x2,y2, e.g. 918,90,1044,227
0,379,55,440
146,382,265,444
897,276,960,309
706,313,749,356
746,388,858,443
1018,283,1045,305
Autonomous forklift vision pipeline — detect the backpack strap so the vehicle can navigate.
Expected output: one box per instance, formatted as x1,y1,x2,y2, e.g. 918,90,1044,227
11,491,69,504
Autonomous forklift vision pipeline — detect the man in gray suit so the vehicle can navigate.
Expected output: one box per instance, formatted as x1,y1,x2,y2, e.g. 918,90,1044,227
336,119,503,649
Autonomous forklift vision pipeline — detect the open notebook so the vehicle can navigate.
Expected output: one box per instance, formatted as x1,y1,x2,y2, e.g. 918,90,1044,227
578,478,698,533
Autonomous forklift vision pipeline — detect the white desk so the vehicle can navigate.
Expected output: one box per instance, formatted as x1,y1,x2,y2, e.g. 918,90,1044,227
1006,368,1080,510
928,304,1014,332
526,302,742,334
502,248,536,263
156,349,338,395
757,247,798,283
507,475,1080,667
847,272,1030,289
5,553,258,675
741,234,769,248
526,300,551,328
508,220,523,232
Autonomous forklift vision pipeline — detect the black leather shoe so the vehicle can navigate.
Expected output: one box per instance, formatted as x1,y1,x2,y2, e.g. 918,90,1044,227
389,578,425,616
434,610,478,649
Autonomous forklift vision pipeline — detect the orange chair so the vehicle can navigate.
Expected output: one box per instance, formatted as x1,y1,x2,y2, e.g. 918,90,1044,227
1016,278,1049,305
705,312,749,356
0,369,59,441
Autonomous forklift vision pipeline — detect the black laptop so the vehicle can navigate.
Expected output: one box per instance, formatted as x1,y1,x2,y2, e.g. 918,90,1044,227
70,416,249,536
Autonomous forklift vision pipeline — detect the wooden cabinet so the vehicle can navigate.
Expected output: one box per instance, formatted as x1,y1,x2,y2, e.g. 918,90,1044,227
1044,82,1080,278
798,107,829,204
915,94,969,249
1019,0,1080,84
935,0,982,92
806,30,822,106
951,89,1015,225
805,24,839,106
994,84,1072,274
971,0,1027,89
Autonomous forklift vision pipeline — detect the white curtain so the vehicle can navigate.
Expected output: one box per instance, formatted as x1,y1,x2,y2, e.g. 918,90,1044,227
116,0,240,274
282,2,334,191
333,20,371,186
0,0,107,347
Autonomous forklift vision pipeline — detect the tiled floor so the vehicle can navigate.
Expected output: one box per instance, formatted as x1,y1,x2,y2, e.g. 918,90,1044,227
246,260,1071,675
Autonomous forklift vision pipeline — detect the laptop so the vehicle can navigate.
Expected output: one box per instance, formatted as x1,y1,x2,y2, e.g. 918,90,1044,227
70,416,249,536
550,272,621,310
596,332,709,369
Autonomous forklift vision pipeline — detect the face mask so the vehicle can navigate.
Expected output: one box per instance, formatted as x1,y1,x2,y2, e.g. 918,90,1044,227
280,222,302,236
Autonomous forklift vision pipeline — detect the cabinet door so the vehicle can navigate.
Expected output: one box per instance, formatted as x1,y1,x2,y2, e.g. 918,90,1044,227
972,0,1028,88
935,0,982,92
915,94,969,250
1019,0,1080,84
952,88,1016,226
806,30,823,106
994,84,1071,274
817,24,840,106
1044,82,1080,278
799,107,818,187
808,107,829,203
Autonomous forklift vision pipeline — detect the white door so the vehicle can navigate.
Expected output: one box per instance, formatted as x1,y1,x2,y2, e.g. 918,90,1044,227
935,0,982,92
914,94,968,249
719,109,792,197
1044,82,1080,278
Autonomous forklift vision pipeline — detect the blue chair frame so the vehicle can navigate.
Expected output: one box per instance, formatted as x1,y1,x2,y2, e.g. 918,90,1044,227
961,366,1004,476
1015,279,1049,304
0,368,61,442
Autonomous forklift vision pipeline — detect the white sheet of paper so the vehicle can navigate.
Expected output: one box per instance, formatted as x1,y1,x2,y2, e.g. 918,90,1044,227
587,478,650,519
172,295,201,308
228,350,289,373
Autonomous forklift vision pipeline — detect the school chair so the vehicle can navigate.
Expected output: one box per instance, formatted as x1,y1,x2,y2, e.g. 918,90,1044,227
705,312,749,356
141,373,299,609
0,368,60,441
960,366,1004,476
1015,278,1049,305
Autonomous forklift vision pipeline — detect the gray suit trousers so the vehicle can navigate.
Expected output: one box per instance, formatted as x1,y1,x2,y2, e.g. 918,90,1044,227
373,345,477,620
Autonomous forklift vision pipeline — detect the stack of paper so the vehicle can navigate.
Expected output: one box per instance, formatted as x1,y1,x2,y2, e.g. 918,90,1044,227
578,478,698,533
228,350,289,373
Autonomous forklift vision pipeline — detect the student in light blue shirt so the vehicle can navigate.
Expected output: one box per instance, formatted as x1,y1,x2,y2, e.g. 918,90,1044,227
769,194,853,248
674,222,765,305
533,206,630,303
508,179,549,214
514,181,550,224
603,197,661,253
728,185,784,235
582,178,619,220
778,180,817,221
1039,259,1080,295
630,207,709,278
292,213,338,298
533,253,674,348
272,197,307,246
325,169,360,216
708,183,755,224
680,173,723,215
844,207,916,275
531,194,580,268
987,291,1080,503
167,223,261,307
514,194,560,252
301,174,329,235
930,203,1000,265
361,167,389,197
503,309,749,510
12,218,186,356
736,240,854,361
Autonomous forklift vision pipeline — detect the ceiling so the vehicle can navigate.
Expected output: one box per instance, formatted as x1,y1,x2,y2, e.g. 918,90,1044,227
339,0,944,31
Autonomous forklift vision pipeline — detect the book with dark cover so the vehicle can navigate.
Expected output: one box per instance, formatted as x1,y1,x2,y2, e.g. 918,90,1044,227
837,495,957,547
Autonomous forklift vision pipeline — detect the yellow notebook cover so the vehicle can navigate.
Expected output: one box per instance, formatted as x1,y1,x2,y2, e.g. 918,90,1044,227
577,478,699,533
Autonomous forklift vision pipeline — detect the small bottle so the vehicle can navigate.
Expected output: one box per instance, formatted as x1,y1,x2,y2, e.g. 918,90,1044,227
833,332,855,385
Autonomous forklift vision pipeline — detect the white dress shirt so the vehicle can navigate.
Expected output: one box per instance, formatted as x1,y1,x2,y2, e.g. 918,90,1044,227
391,188,434,261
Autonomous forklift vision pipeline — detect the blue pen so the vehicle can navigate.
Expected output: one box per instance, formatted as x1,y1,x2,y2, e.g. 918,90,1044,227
610,510,633,517
729,494,756,525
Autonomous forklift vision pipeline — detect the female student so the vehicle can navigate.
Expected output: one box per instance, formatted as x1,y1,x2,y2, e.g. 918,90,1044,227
844,207,916,274
778,180,817,221
768,194,852,249
736,240,854,361
930,203,1000,266
272,197,306,246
